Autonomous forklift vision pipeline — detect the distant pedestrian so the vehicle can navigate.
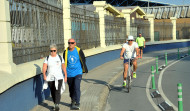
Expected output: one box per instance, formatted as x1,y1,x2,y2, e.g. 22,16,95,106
42,44,67,111
63,38,88,110
136,33,146,59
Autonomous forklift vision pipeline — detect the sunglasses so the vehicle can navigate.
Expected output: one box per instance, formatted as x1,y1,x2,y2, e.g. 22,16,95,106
50,50,56,52
68,42,75,44
128,40,133,41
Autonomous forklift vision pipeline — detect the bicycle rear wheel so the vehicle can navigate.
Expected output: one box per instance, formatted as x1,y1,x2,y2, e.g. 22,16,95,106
127,76,131,93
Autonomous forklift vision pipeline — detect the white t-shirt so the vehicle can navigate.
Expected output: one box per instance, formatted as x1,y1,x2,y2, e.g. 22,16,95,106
122,42,139,59
44,55,65,81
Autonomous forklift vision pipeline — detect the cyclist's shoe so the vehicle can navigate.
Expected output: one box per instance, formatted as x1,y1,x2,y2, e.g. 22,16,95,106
133,72,137,78
123,81,127,87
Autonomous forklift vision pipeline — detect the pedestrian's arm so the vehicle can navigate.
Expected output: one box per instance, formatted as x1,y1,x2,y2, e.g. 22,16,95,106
144,38,146,48
80,49,86,62
62,64,67,82
135,48,139,59
120,48,125,60
42,63,47,81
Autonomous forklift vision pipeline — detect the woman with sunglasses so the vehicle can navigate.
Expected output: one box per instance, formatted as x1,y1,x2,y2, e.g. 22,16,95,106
42,44,67,111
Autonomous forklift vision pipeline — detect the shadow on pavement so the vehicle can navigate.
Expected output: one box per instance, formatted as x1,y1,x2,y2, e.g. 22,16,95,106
59,101,71,109
38,98,54,111
82,78,108,85
38,98,71,110
109,85,127,93
132,85,148,89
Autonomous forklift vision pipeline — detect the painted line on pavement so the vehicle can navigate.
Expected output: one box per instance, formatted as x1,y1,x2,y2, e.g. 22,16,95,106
146,58,179,111
146,70,161,111
158,60,179,110
104,57,156,111
158,56,188,111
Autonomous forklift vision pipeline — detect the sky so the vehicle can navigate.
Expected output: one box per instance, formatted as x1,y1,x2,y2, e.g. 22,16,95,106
150,0,190,5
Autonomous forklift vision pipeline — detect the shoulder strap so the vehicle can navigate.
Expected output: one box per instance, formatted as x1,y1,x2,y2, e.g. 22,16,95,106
47,55,62,62
47,55,49,61
58,55,62,63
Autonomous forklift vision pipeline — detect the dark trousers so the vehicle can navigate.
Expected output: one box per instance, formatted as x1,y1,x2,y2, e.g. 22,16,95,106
67,74,82,104
48,79,63,104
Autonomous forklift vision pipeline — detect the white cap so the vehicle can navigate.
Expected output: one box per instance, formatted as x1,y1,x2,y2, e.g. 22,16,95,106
127,35,134,41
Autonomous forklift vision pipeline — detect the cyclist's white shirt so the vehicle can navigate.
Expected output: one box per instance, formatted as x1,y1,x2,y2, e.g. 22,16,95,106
122,42,139,59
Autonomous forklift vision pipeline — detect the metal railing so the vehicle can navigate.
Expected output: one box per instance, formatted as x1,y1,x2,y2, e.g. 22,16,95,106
9,0,64,64
105,15,126,46
154,22,173,41
176,22,190,39
131,19,150,41
137,19,150,41
71,5,100,50
142,5,190,19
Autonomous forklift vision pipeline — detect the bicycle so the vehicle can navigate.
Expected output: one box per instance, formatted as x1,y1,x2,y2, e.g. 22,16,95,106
127,58,134,93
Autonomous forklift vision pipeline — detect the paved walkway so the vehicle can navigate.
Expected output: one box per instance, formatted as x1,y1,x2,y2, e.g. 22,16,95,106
31,47,188,111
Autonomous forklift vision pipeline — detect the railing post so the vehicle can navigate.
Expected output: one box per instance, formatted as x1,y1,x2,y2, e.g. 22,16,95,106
122,9,131,36
156,57,159,74
0,0,16,73
146,14,155,42
170,17,177,40
178,83,183,111
93,1,106,48
151,66,156,89
63,0,72,49
178,48,180,60
165,52,167,66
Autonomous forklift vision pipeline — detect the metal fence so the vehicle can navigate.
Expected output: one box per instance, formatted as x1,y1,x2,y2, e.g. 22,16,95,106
176,22,190,39
105,15,126,46
9,0,64,64
130,23,137,39
71,5,100,50
154,22,173,41
137,19,150,41
131,19,150,41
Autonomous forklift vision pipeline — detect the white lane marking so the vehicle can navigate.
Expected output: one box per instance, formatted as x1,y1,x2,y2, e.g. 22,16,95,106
146,59,181,111
158,59,184,111
146,71,161,111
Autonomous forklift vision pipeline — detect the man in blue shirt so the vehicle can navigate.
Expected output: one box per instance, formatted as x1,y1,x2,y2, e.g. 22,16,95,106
63,38,88,110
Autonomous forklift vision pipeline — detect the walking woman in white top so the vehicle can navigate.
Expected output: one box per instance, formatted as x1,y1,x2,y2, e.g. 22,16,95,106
42,44,67,111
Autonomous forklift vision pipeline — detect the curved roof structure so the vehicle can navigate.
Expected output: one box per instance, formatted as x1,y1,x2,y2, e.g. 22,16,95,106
70,0,172,7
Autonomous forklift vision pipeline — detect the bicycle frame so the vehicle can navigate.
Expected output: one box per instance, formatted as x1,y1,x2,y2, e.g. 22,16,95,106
127,58,133,93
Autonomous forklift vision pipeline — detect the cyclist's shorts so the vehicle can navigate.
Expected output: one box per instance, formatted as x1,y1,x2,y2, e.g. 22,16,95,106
139,46,144,50
124,58,134,65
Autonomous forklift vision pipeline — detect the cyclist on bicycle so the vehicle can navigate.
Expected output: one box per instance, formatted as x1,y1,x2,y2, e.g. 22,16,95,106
120,35,139,87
